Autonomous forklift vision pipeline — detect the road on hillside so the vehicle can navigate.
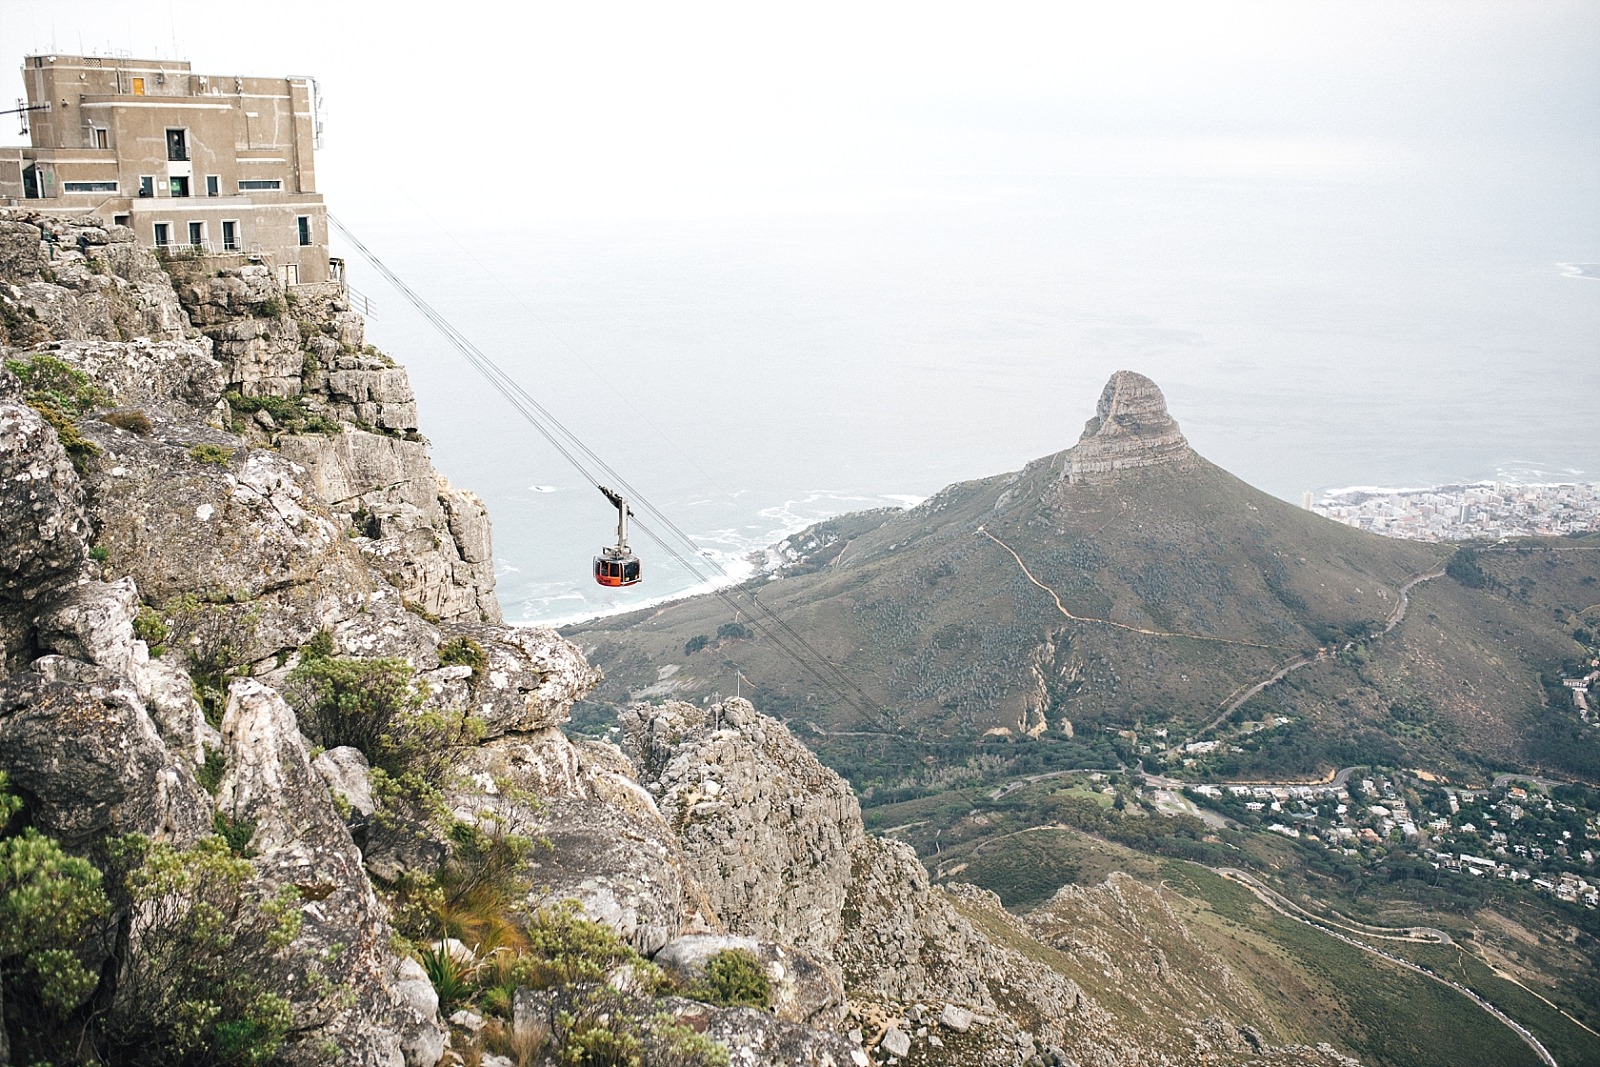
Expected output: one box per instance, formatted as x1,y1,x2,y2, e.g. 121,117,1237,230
1190,564,1446,742
1214,868,1556,1067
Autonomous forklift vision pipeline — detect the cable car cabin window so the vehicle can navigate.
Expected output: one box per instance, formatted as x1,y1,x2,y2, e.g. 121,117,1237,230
594,556,642,587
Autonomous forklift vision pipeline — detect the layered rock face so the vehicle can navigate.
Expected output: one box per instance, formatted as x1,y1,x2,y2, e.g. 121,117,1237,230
623,699,1089,1065
0,210,491,1063
1063,369,1191,483
0,210,875,1065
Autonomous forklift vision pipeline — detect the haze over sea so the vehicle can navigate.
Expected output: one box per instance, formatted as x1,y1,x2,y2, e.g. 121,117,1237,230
356,169,1600,624
9,1,1594,625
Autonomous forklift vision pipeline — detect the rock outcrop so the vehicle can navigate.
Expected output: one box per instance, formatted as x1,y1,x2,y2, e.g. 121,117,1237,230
0,207,1372,1067
622,698,1088,1064
1063,369,1191,483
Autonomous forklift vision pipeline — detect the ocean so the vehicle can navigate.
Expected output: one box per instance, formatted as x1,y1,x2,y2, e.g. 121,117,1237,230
343,173,1600,625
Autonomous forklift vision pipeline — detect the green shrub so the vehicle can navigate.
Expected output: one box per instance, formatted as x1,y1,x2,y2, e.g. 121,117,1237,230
0,774,111,1032
5,354,108,414
285,655,431,773
189,442,235,465
684,635,710,656
515,902,655,991
211,810,257,857
224,389,339,436
89,544,110,561
438,635,488,681
99,834,306,1066
694,949,770,1010
715,622,751,641
254,295,286,318
300,628,335,661
133,605,169,650
196,748,226,795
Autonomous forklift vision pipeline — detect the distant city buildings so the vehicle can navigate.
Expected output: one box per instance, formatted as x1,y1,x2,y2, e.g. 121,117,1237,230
1187,771,1600,907
1308,482,1600,541
0,53,332,286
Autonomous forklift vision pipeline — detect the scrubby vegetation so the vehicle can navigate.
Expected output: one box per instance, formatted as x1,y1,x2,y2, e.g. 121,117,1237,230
101,408,154,435
224,389,339,435
1,775,319,1066
5,353,109,471
188,442,235,465
408,901,730,1067
692,949,770,1010
438,634,488,682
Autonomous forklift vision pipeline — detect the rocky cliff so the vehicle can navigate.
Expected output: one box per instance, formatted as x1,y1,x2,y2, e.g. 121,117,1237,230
1062,370,1192,484
0,210,876,1067
0,210,1360,1067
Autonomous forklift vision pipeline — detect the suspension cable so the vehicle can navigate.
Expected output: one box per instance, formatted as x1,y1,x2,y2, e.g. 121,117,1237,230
328,215,892,728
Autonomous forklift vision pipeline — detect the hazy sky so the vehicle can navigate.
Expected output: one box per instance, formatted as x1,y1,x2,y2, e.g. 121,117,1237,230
5,1,1596,222
5,2,1598,620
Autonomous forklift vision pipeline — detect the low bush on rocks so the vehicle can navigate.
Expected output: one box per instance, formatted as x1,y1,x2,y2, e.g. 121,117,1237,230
101,408,154,435
438,634,488,682
223,389,339,436
6,353,109,472
1,776,321,1067
691,949,771,1011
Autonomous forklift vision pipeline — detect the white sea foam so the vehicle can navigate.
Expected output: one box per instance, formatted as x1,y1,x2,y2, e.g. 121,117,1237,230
1556,262,1600,281
527,485,558,493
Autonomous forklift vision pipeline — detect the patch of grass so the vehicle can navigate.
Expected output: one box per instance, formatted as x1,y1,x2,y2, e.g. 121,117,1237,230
101,409,154,435
188,443,234,466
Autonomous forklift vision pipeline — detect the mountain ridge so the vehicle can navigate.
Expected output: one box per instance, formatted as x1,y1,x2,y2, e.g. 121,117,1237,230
567,374,1597,786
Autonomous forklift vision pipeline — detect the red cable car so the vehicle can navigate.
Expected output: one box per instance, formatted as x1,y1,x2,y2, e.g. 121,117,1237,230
593,485,642,587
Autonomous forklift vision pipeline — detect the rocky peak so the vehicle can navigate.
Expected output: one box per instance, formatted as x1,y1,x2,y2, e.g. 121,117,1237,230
1064,369,1191,483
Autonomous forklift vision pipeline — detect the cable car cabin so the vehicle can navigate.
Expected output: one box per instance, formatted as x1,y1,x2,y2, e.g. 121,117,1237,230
594,485,641,587
594,551,642,587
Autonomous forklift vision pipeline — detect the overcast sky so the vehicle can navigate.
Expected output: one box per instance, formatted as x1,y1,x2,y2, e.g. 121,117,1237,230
5,1,1597,222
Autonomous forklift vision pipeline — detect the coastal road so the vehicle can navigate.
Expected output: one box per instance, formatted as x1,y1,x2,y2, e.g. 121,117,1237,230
1215,868,1556,1067
1384,565,1447,634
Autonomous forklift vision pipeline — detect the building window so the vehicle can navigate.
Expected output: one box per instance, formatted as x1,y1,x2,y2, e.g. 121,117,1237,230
206,175,219,197
188,222,205,248
63,181,119,193
153,223,170,248
169,176,190,198
297,216,312,246
88,127,109,149
237,179,282,191
221,220,239,252
139,176,154,198
166,129,188,162
113,214,130,228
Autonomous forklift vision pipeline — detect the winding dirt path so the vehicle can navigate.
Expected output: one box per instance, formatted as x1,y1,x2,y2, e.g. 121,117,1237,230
978,527,1295,651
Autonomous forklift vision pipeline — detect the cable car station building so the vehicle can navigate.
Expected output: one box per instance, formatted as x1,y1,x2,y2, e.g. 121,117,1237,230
0,53,332,286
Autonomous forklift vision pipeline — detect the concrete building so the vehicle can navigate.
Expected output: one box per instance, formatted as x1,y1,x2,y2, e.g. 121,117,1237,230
1,53,332,285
